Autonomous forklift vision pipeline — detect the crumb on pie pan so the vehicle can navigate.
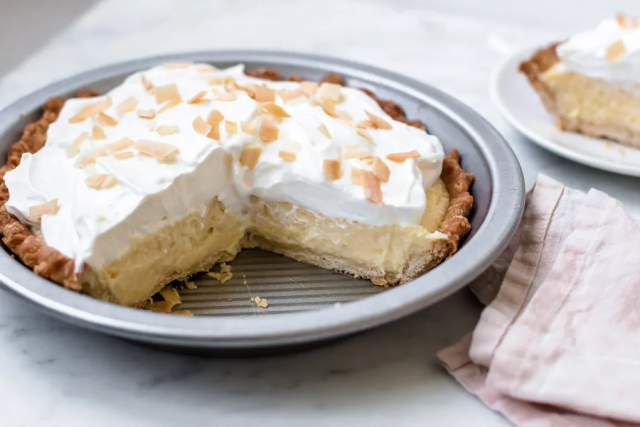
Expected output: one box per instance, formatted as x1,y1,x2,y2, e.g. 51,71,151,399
0,51,524,354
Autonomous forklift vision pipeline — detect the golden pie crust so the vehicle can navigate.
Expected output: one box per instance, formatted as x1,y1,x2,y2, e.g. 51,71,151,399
519,43,564,127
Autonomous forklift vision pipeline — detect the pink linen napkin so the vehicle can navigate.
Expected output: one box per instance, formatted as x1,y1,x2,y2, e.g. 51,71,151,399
438,175,640,426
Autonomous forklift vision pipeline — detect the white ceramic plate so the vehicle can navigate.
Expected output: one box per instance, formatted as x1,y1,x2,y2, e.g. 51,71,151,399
491,45,640,177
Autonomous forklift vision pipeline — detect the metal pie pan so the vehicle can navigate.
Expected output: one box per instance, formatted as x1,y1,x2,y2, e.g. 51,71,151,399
0,51,524,353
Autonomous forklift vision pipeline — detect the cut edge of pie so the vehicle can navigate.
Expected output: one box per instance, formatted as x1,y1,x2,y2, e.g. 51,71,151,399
0,72,473,308
520,43,640,148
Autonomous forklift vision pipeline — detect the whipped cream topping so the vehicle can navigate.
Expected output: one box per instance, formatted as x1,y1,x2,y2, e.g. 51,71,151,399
4,64,444,272
556,15,640,83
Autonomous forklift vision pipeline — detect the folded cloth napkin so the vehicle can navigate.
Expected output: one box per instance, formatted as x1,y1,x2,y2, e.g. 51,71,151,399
438,175,640,426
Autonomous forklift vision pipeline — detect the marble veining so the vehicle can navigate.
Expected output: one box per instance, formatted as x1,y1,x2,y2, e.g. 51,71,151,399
0,1,638,426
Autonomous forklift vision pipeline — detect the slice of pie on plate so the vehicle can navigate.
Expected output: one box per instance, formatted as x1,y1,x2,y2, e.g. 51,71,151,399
0,64,473,307
520,13,640,149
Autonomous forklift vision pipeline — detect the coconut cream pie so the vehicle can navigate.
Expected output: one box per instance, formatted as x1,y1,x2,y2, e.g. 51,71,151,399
521,13,640,148
0,64,473,307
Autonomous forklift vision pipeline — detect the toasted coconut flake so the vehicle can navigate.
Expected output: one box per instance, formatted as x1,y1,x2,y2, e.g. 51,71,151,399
92,124,106,140
157,99,181,114
163,62,192,69
372,157,391,182
360,155,375,166
235,84,256,98
114,151,134,160
208,77,223,86
29,199,59,219
85,173,117,189
317,124,332,139
96,112,118,127
241,121,257,134
357,119,376,129
65,132,89,158
185,281,197,289
134,139,179,161
74,146,108,168
278,151,297,162
216,92,237,102
137,109,156,119
259,102,291,119
101,175,118,188
105,137,135,153
187,91,207,104
225,121,238,134
240,145,262,170
140,74,154,93
116,96,137,116
323,159,342,181
223,153,233,164
359,170,383,204
222,76,237,90
228,80,243,92
196,64,217,73
279,89,307,103
320,100,339,118
192,116,212,136
386,150,421,162
206,110,224,125
340,144,370,159
336,110,354,123
206,110,225,140
617,12,628,27
157,125,180,136
68,97,112,123
259,117,279,143
253,85,276,102
350,167,363,185
617,13,640,28
317,83,344,104
300,82,318,96
357,129,374,142
365,110,392,130
606,39,626,62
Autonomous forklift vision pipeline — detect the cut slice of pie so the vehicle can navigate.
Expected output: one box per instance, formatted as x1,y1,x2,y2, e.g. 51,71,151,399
0,64,473,307
520,14,640,148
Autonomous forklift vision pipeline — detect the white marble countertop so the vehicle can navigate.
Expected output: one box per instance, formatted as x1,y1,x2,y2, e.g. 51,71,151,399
0,1,638,425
